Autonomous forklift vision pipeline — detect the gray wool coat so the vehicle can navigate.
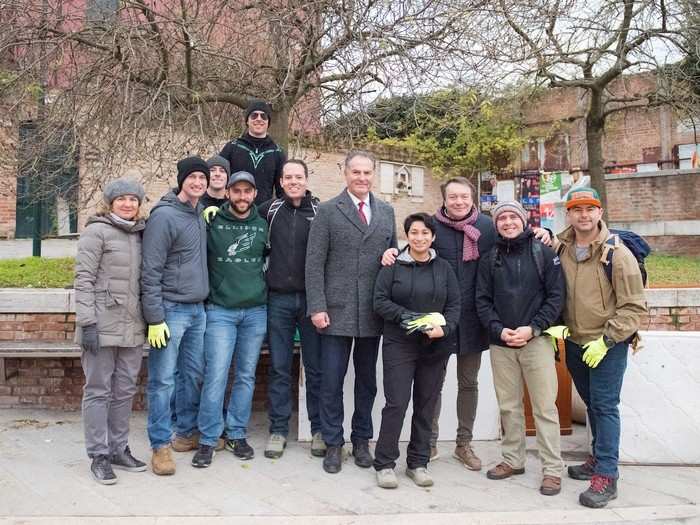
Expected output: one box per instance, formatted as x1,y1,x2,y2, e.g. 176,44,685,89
305,190,397,337
74,215,147,348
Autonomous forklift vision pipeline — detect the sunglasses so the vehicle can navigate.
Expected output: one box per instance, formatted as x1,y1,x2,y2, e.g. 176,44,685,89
249,111,269,121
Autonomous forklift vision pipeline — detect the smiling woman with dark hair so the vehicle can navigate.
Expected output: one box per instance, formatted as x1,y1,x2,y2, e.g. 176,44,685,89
372,212,461,489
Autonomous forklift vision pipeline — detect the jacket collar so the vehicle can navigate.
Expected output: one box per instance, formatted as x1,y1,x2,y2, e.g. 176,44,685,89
559,220,610,255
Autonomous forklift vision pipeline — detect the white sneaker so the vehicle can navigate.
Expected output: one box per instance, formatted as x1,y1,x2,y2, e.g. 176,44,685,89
406,467,434,487
376,468,399,489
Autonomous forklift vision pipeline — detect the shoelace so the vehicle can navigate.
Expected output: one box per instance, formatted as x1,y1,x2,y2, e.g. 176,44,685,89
590,474,611,493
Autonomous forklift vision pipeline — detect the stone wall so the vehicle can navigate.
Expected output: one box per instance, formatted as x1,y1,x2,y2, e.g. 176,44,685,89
1,287,698,410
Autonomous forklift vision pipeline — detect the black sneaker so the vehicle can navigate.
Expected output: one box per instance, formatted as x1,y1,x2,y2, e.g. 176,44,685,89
226,438,254,460
323,446,343,474
91,455,117,485
110,446,147,472
351,440,373,468
568,455,596,480
579,474,618,508
192,444,215,468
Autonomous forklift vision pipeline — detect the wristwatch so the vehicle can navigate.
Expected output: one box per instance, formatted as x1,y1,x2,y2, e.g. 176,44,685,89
603,334,616,349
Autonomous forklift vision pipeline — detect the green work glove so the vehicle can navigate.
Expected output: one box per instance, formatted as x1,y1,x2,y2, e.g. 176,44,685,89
582,336,610,368
202,206,219,224
148,322,171,349
404,313,446,335
543,325,570,352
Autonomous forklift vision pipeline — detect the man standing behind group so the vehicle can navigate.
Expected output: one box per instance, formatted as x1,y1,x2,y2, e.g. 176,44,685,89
141,157,210,476
306,150,397,474
220,100,286,205
260,159,323,460
192,171,269,468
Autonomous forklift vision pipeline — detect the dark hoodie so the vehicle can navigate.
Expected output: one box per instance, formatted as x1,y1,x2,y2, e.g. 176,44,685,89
475,229,565,345
259,191,319,294
373,247,461,358
220,132,286,204
141,191,209,325
207,202,268,309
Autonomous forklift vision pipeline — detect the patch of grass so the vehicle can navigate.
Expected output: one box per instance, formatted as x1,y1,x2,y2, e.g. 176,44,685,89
0,257,75,288
646,254,700,287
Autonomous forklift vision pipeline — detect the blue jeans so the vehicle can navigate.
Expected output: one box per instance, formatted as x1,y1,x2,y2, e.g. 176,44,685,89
565,339,628,478
198,303,267,445
147,300,206,450
267,292,322,436
320,335,379,447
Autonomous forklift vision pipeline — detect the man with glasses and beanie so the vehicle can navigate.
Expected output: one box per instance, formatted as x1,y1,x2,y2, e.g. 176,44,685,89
220,99,286,204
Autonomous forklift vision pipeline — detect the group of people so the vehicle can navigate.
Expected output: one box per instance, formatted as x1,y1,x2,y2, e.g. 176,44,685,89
73,100,646,510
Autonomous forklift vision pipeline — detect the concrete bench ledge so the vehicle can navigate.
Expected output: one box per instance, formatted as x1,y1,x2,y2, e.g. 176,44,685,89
2,287,699,312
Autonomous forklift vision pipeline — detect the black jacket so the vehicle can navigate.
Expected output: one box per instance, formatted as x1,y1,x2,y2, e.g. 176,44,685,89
199,193,227,210
374,248,461,360
259,191,319,294
433,208,497,354
475,229,565,345
220,132,286,204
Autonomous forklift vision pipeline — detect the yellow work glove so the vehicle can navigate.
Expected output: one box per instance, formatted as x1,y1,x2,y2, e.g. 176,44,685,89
202,206,219,224
543,325,569,353
404,313,446,335
582,336,610,368
148,322,171,349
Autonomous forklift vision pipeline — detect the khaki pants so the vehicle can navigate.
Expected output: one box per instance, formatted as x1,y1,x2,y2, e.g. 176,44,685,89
430,351,482,447
490,336,562,476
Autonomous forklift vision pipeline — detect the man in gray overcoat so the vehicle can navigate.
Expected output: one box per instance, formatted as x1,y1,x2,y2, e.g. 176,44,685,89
305,150,397,474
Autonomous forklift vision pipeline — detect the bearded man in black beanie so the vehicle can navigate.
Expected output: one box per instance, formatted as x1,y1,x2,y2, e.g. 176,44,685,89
141,155,211,476
220,99,286,204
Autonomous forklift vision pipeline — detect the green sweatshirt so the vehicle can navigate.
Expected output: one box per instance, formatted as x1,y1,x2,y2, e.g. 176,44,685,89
207,202,268,308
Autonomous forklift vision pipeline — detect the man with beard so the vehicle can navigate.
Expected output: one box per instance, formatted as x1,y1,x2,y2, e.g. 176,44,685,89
220,100,286,205
191,171,269,468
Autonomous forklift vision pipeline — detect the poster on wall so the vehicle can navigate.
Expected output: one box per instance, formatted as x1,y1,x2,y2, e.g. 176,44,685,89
540,202,555,231
480,194,497,212
520,170,541,227
522,197,541,227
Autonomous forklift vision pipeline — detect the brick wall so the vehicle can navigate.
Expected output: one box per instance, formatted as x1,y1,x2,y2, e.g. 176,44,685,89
0,353,298,412
606,173,700,223
0,298,696,410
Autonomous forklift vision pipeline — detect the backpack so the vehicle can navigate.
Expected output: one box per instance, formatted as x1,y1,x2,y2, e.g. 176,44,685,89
556,229,650,286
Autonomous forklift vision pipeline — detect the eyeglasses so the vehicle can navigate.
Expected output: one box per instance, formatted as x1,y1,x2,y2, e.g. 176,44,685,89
249,111,269,121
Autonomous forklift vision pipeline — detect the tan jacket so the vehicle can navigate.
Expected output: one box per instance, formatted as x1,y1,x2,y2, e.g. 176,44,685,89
556,221,647,346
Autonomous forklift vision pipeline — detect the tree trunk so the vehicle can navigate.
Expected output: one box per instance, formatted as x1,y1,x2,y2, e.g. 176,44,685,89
585,88,608,217
268,106,290,151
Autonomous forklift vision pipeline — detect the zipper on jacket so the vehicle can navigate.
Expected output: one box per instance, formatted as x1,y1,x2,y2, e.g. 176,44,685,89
290,208,297,282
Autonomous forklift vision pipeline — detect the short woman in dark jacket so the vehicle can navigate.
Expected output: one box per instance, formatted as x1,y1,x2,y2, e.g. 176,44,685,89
372,212,461,489
74,178,148,485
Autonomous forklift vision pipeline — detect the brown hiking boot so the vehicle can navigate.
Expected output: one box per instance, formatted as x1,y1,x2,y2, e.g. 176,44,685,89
215,438,225,452
151,446,176,476
486,462,525,480
171,433,199,452
454,445,482,471
540,475,562,496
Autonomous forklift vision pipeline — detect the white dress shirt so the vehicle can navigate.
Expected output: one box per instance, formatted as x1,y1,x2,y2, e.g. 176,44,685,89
347,190,372,225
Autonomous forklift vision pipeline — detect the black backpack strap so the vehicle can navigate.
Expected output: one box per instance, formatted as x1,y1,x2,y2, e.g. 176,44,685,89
600,234,619,284
531,239,546,283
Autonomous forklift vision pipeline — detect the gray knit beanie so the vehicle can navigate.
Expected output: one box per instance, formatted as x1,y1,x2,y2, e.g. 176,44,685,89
491,200,528,228
207,155,231,177
103,178,146,205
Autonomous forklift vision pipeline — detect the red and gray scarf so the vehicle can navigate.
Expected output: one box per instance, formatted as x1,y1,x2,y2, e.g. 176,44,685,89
434,206,481,261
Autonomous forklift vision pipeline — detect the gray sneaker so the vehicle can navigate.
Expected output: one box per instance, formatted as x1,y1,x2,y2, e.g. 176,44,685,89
406,466,434,487
376,468,399,489
311,432,327,457
264,434,287,459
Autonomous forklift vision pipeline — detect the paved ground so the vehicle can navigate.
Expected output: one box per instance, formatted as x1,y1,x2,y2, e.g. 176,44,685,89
0,409,699,524
0,239,78,260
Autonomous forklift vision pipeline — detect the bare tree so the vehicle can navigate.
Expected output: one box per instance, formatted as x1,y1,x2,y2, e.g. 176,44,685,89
0,0,482,203
476,0,698,210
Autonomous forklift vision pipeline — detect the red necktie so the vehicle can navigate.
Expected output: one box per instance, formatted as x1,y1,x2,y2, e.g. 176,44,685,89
358,201,368,225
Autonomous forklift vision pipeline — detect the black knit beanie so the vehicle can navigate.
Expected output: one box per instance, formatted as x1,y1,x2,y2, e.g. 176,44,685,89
176,156,210,190
245,99,273,124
